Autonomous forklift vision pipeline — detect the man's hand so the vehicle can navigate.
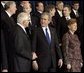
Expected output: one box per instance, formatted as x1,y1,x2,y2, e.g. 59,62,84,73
32,52,37,60
80,63,83,67
2,69,8,72
67,64,71,70
32,61,38,71
58,59,63,68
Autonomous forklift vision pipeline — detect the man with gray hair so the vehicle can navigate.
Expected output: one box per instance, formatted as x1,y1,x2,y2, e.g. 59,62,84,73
14,12,32,72
1,1,17,72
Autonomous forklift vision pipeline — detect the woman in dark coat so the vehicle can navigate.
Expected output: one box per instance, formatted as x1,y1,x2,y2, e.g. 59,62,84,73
62,19,83,72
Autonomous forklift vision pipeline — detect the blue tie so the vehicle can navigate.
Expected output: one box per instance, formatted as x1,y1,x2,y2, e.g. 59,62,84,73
45,28,51,44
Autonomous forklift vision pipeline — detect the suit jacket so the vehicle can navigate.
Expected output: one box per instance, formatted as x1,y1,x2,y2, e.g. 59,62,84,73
25,13,38,36
14,25,32,72
54,11,63,42
32,26,62,69
1,29,8,70
34,11,42,27
70,10,80,18
1,11,16,72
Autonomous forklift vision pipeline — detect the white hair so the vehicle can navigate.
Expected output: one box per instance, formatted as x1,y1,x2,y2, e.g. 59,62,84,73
17,12,29,24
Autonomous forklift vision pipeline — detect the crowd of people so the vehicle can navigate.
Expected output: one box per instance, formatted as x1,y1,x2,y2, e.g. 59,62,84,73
1,1,83,72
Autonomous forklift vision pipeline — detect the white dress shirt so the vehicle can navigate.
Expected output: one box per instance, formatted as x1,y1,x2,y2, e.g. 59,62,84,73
42,26,51,41
5,11,11,17
57,10,63,17
38,10,43,14
73,9,78,16
65,16,71,20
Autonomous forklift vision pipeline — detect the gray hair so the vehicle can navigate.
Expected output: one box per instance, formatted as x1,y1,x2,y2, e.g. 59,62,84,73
17,12,29,24
5,1,16,10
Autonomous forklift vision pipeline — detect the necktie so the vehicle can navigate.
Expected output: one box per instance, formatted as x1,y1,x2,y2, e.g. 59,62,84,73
45,28,51,44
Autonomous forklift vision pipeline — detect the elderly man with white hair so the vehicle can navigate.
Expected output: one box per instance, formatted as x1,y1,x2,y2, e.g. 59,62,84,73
14,12,38,72
14,12,32,72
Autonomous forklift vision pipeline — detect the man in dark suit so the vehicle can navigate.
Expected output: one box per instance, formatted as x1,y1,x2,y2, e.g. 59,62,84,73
1,1,17,72
70,1,80,18
60,5,72,40
14,12,32,72
55,1,64,42
32,12,63,72
34,1,44,27
12,1,30,23
1,29,8,72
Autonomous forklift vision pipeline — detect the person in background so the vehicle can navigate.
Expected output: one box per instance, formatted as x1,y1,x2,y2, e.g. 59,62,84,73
55,1,64,43
70,1,80,18
34,1,44,27
60,5,72,40
45,4,56,28
23,2,38,37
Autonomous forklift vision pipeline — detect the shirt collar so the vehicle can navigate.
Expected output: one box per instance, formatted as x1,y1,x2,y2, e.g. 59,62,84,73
57,9,63,17
5,11,11,17
73,9,78,15
69,30,74,35
17,23,27,33
65,16,71,20
38,10,43,14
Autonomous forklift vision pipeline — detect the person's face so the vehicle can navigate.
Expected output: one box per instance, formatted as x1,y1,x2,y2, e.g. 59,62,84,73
63,7,71,17
23,3,32,14
37,3,44,12
50,8,56,17
23,17,30,28
56,2,64,11
10,3,17,14
40,15,50,27
73,3,79,10
68,22,77,32
21,1,29,7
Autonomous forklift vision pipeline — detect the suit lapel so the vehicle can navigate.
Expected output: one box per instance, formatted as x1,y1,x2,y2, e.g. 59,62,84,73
18,25,30,40
39,27,50,45
49,27,53,45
